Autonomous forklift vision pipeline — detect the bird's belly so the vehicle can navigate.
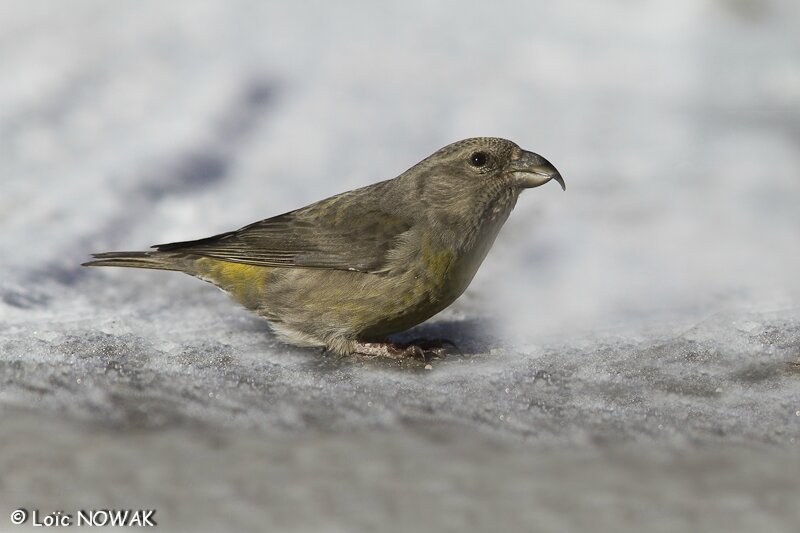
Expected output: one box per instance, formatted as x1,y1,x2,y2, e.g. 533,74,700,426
259,246,480,342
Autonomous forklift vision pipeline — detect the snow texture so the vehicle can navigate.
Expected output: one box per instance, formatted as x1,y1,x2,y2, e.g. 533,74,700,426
1,1,799,532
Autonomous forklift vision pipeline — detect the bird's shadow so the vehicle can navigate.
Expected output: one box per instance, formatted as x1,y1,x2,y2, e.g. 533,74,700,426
390,318,495,354
308,317,499,371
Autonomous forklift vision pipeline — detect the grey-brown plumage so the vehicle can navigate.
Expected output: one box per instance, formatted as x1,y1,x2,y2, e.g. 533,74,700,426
84,138,564,357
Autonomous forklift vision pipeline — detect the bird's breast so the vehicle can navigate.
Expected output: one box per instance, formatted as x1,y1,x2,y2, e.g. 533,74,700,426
422,195,518,303
413,231,492,307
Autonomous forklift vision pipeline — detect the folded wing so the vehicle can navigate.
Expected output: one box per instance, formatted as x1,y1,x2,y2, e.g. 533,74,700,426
154,200,412,273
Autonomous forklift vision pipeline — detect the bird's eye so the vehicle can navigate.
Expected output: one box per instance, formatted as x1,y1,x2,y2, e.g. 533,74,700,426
469,151,488,167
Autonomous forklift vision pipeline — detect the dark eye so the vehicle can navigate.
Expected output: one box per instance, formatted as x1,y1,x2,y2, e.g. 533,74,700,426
469,151,488,167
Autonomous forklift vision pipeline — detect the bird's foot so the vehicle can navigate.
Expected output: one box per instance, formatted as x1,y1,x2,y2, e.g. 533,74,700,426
402,338,460,358
352,339,458,361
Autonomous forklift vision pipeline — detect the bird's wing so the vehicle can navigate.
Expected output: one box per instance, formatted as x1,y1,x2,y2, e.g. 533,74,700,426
153,200,411,273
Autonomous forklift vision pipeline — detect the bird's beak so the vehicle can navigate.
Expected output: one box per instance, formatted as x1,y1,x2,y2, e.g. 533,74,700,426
509,150,565,191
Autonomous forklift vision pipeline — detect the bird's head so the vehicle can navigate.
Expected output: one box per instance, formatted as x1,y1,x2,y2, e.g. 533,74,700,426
426,137,566,190
412,137,565,196
400,138,564,233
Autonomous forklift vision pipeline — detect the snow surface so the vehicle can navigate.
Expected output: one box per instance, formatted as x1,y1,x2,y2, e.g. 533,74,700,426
1,1,799,532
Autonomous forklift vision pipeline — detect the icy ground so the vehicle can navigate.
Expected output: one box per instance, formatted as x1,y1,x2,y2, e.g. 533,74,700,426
1,1,799,531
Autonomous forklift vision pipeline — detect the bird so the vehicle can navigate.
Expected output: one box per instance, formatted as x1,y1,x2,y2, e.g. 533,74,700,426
83,137,564,358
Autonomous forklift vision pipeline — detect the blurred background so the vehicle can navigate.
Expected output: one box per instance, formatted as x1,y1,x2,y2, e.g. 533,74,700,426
1,1,799,532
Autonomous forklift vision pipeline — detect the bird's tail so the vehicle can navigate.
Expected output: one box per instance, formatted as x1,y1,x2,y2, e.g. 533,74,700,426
82,251,184,271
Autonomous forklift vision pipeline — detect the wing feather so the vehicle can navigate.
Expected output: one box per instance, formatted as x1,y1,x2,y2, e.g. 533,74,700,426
153,194,412,273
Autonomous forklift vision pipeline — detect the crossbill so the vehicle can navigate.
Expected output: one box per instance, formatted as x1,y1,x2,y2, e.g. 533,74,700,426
84,137,564,358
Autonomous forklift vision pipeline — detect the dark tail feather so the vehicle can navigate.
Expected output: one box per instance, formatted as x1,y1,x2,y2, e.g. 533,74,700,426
82,251,183,271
